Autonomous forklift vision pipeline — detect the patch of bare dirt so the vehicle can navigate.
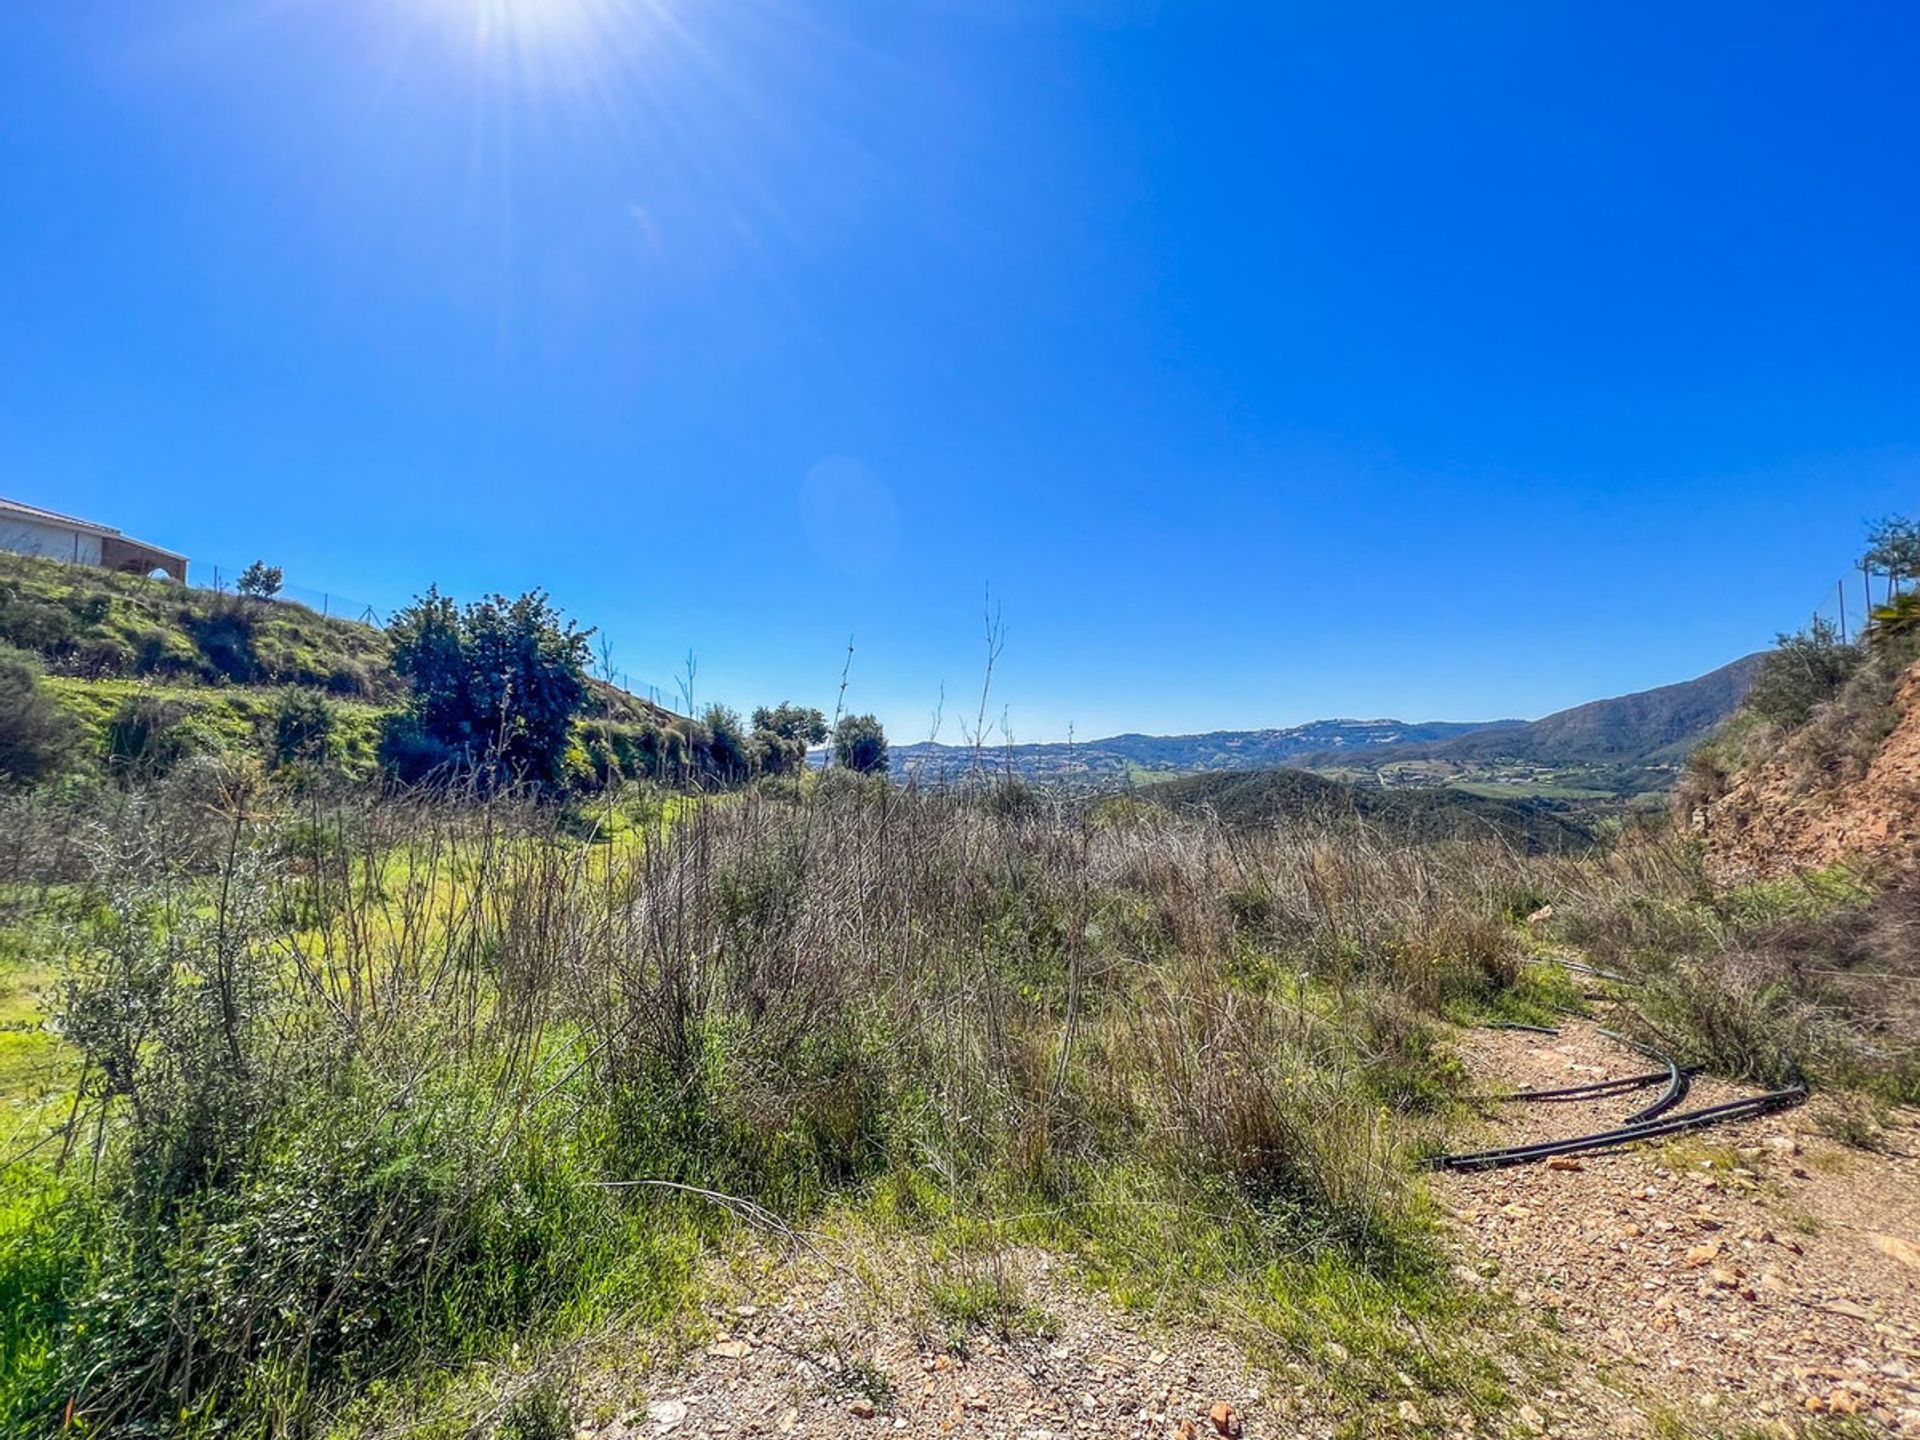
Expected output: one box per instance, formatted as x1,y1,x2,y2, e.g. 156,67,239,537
1437,1023,1920,1435
565,1246,1322,1440
1700,661,1920,884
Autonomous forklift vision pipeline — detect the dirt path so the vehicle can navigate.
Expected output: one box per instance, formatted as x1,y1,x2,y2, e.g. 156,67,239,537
557,1025,1920,1440
572,1247,1305,1440
1436,1023,1920,1435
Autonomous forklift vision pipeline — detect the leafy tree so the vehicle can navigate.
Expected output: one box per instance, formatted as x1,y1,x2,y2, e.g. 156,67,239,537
751,702,828,776
0,644,76,785
236,560,284,601
833,713,889,775
1863,515,1920,584
1744,617,1860,729
385,587,592,790
701,704,757,785
751,703,829,746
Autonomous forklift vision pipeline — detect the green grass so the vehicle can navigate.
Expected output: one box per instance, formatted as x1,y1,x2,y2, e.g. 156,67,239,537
44,675,391,778
0,552,397,696
0,916,70,1120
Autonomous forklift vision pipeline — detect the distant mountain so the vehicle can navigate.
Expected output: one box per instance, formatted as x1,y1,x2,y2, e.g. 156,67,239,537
892,717,1517,785
893,656,1761,794
1306,655,1765,773
1144,767,1596,853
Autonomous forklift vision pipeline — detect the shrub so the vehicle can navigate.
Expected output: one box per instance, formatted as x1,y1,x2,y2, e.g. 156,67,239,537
834,713,889,774
499,1383,572,1440
272,689,339,769
104,695,221,778
377,709,457,785
184,599,261,683
0,645,76,786
701,704,757,785
325,658,374,697
73,635,134,677
1743,617,1859,729
387,588,592,792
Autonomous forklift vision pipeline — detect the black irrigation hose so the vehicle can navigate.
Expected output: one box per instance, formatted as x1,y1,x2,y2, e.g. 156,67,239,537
1452,1004,1757,1168
1487,1068,1675,1104
1486,1022,1561,1035
1597,1028,1689,1124
1431,1085,1809,1172
1554,958,1630,983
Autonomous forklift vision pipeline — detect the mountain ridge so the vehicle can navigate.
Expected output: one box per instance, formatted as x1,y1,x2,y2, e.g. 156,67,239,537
893,717,1518,784
894,656,1761,791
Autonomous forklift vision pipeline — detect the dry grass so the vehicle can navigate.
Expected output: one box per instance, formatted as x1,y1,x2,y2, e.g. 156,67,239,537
0,772,1557,1434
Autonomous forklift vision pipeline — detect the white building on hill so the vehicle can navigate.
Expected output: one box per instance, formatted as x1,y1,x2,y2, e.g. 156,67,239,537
0,497,187,582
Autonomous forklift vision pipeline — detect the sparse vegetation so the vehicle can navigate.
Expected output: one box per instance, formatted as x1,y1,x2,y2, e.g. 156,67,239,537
1741,617,1861,730
0,771,1560,1435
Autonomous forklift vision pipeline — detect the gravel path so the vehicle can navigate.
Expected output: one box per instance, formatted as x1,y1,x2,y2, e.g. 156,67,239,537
559,1023,1919,1440
1437,1023,1920,1435
576,1247,1307,1440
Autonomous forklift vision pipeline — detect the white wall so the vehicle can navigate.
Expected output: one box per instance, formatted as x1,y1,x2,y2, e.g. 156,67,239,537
0,517,104,567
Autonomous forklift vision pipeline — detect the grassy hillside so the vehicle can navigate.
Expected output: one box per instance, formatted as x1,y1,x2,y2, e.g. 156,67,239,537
0,553,688,784
0,551,399,696
1145,766,1597,853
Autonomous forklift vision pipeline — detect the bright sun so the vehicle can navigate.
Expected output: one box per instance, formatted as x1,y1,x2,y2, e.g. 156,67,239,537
425,0,669,71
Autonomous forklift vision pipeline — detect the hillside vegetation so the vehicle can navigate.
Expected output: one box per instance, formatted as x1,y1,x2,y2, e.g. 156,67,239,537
0,550,398,696
894,718,1513,786
1142,766,1596,853
0,553,837,794
1688,544,1920,883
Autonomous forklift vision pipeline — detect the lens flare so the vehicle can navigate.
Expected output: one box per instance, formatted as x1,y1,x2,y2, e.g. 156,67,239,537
422,0,680,86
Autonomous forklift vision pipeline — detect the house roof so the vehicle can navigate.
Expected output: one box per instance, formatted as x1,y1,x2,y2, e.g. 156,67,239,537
0,496,187,565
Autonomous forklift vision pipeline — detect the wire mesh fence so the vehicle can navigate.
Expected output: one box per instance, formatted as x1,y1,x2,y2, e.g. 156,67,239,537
1798,563,1912,647
190,561,387,627
188,561,679,711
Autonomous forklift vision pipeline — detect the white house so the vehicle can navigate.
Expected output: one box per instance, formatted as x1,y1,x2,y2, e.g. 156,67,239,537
0,497,187,582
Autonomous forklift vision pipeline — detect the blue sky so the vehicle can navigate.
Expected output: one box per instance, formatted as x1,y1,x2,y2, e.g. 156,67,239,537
3,2,1916,741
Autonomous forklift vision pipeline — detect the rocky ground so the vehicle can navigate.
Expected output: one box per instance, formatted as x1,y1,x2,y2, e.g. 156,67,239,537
1437,1023,1920,1436
556,1024,1919,1440
564,1243,1310,1440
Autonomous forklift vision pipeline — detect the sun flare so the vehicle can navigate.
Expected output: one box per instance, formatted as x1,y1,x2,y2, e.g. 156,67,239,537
423,0,674,76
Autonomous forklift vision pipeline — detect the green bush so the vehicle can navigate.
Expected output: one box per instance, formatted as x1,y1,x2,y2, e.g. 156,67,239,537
498,1382,572,1440
377,709,457,785
184,600,261,684
701,704,757,786
833,713,889,775
386,588,593,792
104,695,222,778
1744,617,1859,729
0,646,77,787
271,688,339,769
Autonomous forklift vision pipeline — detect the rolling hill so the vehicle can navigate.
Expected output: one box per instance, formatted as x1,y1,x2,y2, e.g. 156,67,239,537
1301,654,1764,795
895,657,1759,795
893,718,1516,785
1143,766,1596,852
